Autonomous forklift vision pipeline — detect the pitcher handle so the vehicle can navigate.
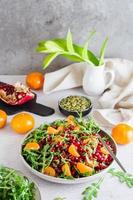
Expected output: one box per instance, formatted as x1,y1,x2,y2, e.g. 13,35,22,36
104,70,115,89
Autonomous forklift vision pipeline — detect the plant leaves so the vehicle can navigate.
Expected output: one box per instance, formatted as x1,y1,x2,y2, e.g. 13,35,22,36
63,53,84,62
99,37,108,66
36,46,49,53
66,29,75,53
82,30,96,61
108,168,133,188
0,166,36,200
36,31,106,68
42,52,61,69
45,41,65,52
37,38,99,65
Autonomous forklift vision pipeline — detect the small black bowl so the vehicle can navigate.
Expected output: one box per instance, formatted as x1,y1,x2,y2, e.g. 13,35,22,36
58,96,92,117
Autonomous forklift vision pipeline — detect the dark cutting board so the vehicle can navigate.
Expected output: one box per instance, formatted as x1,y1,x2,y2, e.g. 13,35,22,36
0,95,55,116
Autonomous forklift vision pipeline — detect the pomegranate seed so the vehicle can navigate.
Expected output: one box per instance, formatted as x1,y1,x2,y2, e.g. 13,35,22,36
106,141,110,145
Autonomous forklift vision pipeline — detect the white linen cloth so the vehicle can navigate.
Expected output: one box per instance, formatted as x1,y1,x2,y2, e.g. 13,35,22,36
43,58,133,127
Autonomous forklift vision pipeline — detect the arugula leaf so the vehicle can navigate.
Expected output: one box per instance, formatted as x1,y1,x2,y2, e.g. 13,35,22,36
0,166,35,200
108,168,133,188
42,52,61,69
66,29,75,53
82,177,103,200
82,30,96,61
99,37,108,66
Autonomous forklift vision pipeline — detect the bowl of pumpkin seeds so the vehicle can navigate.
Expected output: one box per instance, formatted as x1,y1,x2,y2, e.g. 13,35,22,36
58,95,92,117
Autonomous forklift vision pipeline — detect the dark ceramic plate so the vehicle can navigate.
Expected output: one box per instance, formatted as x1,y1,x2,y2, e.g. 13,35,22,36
58,96,92,117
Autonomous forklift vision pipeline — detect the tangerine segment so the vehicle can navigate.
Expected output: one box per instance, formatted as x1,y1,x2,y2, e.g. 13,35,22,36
53,136,63,143
74,125,80,131
77,162,93,173
24,142,40,150
68,144,80,157
112,123,133,144
0,110,7,128
62,163,72,176
43,166,56,177
47,126,58,134
57,125,64,132
66,115,75,122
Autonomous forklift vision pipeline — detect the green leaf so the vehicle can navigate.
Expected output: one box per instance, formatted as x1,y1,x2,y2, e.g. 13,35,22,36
108,168,133,188
37,38,99,65
66,29,75,53
72,42,99,65
45,41,64,52
99,37,108,65
54,197,66,200
38,40,46,47
82,177,103,200
63,53,84,62
82,30,96,61
42,52,60,69
0,166,36,199
36,30,109,68
36,46,49,53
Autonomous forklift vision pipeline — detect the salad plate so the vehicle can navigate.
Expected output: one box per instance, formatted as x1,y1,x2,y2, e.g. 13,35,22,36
20,116,117,184
0,166,41,199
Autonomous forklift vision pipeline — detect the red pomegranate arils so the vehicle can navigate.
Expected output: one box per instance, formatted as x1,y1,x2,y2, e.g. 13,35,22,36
0,81,35,105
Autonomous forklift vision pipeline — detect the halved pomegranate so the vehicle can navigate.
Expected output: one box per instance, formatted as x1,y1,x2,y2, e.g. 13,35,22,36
0,82,35,105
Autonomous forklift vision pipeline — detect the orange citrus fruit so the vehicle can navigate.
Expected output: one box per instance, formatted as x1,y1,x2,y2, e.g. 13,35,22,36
77,162,93,173
11,112,35,134
0,110,7,128
68,144,80,157
24,142,40,150
112,123,133,144
62,163,72,176
43,166,56,177
26,72,44,90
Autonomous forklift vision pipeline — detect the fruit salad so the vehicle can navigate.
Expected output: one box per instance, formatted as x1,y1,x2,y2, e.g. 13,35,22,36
22,116,113,179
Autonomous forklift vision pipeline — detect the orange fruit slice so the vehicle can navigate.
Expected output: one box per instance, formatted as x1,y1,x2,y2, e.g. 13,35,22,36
47,126,58,134
43,166,56,177
57,125,64,132
77,162,93,173
24,142,40,150
62,163,72,176
68,144,80,157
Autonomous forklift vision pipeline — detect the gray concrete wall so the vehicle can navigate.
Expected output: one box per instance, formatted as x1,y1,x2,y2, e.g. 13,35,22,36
0,0,133,75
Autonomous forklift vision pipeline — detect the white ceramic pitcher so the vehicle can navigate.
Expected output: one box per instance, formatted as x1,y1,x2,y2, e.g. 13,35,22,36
83,63,115,96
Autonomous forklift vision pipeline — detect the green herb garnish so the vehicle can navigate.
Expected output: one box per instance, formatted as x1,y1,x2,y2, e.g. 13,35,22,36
0,166,36,200
108,168,133,188
36,30,108,68
82,177,103,200
54,197,66,200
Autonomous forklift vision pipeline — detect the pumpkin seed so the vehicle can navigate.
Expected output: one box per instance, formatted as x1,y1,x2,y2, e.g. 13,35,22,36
59,96,91,112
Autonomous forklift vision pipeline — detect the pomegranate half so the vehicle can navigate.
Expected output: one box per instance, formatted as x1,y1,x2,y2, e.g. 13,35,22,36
0,82,35,106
